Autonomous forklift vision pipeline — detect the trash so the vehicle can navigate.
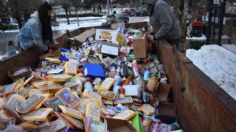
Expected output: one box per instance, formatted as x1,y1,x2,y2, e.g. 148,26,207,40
59,105,83,120
133,33,149,58
113,110,136,120
74,29,96,45
64,59,79,75
140,104,155,116
0,23,182,132
22,108,53,121
101,43,119,56
84,63,105,78
55,88,81,108
123,85,140,97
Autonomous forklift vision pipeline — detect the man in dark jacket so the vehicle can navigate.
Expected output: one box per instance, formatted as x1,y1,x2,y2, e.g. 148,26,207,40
143,0,181,50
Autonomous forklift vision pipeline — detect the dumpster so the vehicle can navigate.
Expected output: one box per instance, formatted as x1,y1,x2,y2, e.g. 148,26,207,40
0,22,235,132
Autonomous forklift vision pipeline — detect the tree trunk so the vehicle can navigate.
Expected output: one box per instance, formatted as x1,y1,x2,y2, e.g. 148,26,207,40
16,17,22,29
65,10,70,25
76,10,79,26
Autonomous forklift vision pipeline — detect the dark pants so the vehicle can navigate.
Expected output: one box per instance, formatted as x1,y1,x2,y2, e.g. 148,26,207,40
166,38,181,51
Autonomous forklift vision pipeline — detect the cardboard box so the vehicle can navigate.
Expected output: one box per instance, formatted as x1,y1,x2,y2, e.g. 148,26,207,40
101,43,119,56
106,118,136,132
96,29,124,45
133,33,149,58
156,84,171,101
74,29,96,45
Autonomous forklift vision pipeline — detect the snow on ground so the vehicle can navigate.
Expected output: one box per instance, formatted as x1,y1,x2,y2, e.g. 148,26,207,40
186,45,236,100
222,44,236,54
129,17,149,23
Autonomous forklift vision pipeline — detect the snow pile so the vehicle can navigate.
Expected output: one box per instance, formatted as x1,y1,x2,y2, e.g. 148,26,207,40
186,45,236,100
223,44,236,54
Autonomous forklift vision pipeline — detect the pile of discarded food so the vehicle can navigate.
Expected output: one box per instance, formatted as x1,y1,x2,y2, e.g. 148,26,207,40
0,24,182,132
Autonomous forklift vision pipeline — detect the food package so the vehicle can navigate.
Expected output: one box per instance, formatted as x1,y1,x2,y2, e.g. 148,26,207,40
48,74,72,82
59,105,83,120
140,104,155,116
113,110,136,120
61,113,84,129
64,59,78,75
32,81,63,91
99,78,115,90
22,108,53,121
85,102,101,122
0,83,17,97
97,90,116,101
16,94,45,114
56,88,81,108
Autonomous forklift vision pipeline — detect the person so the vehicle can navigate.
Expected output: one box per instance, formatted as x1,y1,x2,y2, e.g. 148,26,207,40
17,2,58,52
143,0,182,50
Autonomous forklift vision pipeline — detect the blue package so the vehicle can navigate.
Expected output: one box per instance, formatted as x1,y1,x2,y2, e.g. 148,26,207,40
84,63,105,78
60,48,70,62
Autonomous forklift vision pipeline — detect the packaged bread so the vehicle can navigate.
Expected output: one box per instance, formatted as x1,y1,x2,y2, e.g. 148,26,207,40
56,88,81,108
140,104,155,116
113,110,136,120
43,97,64,111
33,93,50,110
59,105,83,120
45,57,61,64
83,89,101,100
2,94,25,120
16,94,45,113
64,59,78,75
22,108,53,121
19,122,39,131
48,74,72,82
0,83,16,96
99,78,115,90
85,102,101,122
97,90,116,100
36,118,67,132
17,86,32,98
32,81,63,91
61,113,84,129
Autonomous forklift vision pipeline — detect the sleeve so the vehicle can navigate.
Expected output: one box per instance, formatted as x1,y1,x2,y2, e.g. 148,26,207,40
29,21,48,51
154,4,173,40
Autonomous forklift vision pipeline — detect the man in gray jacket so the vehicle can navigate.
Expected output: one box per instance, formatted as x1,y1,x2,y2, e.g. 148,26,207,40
143,0,181,50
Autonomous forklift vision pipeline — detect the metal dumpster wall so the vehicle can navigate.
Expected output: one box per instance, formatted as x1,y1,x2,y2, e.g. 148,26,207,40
156,40,236,132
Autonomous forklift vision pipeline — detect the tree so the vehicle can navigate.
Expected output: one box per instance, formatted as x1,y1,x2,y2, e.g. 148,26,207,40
7,0,24,28
0,0,7,19
59,0,71,25
6,0,43,29
70,0,82,26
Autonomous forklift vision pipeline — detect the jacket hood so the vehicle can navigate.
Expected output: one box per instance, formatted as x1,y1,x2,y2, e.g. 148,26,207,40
30,11,39,18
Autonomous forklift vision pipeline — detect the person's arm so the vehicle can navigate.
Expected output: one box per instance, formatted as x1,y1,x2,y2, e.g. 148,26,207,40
29,21,48,51
154,4,173,40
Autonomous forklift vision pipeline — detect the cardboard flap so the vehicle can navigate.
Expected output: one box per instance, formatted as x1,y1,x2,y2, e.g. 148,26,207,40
74,29,96,43
106,118,136,132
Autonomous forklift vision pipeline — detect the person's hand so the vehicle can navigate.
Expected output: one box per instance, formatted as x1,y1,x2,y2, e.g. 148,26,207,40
147,34,155,44
48,42,60,51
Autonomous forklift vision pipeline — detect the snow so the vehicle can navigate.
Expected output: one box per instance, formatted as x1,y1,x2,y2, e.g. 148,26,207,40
186,34,207,42
129,17,149,23
222,44,236,54
186,45,236,100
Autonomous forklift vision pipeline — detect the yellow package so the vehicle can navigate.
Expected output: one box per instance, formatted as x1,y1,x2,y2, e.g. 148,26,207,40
45,57,61,64
140,104,155,116
113,110,136,120
99,78,115,90
22,108,53,121
48,74,72,82
83,89,101,100
85,102,101,122
59,105,83,120
64,60,78,75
